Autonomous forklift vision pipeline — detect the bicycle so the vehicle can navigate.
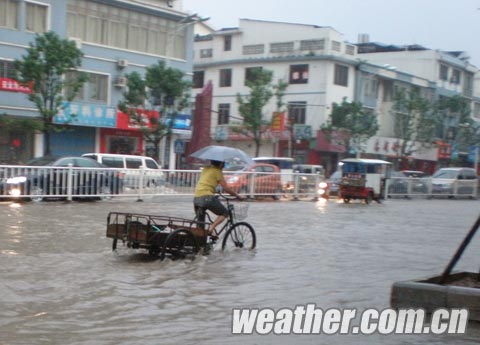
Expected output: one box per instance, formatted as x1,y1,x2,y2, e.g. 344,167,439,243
195,193,256,252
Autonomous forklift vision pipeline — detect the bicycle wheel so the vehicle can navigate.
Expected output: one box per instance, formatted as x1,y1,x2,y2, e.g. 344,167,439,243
221,222,256,251
160,228,199,261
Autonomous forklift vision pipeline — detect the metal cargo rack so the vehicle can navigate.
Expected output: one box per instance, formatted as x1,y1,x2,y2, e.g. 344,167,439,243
106,211,211,260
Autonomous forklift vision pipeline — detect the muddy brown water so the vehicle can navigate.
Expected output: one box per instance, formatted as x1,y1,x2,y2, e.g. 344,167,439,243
1,197,479,344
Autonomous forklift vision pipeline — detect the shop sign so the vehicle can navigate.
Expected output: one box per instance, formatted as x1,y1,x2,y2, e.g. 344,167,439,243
373,138,402,155
436,141,451,159
165,114,192,130
117,109,159,130
214,126,229,141
174,140,186,154
55,102,116,127
293,124,312,140
0,77,32,93
271,112,285,132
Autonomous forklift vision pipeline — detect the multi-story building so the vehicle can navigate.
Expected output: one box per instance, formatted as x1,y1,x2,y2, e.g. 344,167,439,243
357,41,480,172
0,0,195,168
192,19,479,174
192,19,360,172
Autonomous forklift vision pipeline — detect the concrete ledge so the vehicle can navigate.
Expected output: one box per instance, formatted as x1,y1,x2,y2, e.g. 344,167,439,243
391,272,480,321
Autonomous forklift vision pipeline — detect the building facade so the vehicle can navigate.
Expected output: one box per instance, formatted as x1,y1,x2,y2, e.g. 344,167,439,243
0,0,195,168
192,19,480,175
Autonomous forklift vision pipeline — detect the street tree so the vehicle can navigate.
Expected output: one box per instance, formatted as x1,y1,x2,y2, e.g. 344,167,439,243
391,88,434,162
434,95,480,162
118,61,191,165
13,31,86,156
235,68,277,156
321,98,379,157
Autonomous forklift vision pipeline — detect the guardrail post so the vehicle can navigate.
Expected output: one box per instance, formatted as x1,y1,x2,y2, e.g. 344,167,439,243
67,163,73,201
248,172,255,199
292,173,299,201
137,166,145,202
312,174,320,201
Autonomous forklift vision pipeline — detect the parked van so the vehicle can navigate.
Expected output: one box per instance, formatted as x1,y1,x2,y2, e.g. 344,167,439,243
431,167,478,198
82,153,164,188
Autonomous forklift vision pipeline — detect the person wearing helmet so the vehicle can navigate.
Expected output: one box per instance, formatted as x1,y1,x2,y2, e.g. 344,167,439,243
193,160,244,239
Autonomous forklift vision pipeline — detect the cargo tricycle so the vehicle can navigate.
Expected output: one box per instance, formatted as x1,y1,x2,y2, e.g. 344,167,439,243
106,194,256,260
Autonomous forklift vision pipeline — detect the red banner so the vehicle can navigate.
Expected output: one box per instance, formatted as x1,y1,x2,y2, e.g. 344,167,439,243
116,108,159,130
0,77,32,93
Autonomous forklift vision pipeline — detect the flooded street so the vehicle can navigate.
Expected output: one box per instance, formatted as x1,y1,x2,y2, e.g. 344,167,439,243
1,197,480,344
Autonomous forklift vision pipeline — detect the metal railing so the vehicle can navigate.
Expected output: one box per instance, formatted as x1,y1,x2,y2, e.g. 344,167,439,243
386,177,478,199
1,165,476,201
0,165,323,201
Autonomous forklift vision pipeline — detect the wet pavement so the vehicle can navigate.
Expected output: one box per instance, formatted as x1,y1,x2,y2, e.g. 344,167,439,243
0,196,479,345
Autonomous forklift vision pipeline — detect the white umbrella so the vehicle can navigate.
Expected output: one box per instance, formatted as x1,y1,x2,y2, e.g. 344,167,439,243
190,145,253,165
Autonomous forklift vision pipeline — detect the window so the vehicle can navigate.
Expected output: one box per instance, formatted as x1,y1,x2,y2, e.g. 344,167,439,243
145,159,159,169
26,1,48,33
0,0,18,29
382,80,394,101
224,35,232,51
245,67,262,85
219,69,232,87
464,73,473,97
270,42,294,53
0,60,15,78
300,39,325,51
243,44,264,55
334,64,349,87
439,64,449,81
331,41,341,52
102,157,124,168
289,64,309,84
67,1,186,59
193,71,204,89
200,48,212,58
66,71,108,103
363,77,378,99
218,103,230,125
474,102,480,120
451,69,461,84
288,102,306,124
126,158,142,169
345,45,355,55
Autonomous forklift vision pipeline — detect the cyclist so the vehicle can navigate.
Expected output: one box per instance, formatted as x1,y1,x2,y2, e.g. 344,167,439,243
194,160,245,239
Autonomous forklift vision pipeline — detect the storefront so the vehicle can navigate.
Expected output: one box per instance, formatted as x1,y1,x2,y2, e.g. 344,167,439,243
0,78,35,163
53,101,118,156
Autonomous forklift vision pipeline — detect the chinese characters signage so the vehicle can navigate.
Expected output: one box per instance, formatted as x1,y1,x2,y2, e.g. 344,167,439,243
271,112,285,132
0,78,32,93
54,102,117,128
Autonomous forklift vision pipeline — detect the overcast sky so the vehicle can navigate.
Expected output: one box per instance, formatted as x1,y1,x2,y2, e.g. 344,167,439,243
182,0,480,67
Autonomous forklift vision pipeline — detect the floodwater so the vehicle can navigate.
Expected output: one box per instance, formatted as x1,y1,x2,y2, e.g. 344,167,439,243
0,196,480,345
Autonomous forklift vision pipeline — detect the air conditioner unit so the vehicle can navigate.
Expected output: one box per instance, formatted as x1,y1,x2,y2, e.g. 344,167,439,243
117,59,128,68
114,76,127,88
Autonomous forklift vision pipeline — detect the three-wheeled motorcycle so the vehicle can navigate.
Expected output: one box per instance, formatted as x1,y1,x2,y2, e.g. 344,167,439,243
339,158,392,204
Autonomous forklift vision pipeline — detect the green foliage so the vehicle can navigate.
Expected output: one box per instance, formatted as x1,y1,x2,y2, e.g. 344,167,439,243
13,31,85,155
273,79,289,111
118,61,191,163
434,95,479,150
391,88,433,156
236,68,276,156
322,98,378,156
0,113,42,131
